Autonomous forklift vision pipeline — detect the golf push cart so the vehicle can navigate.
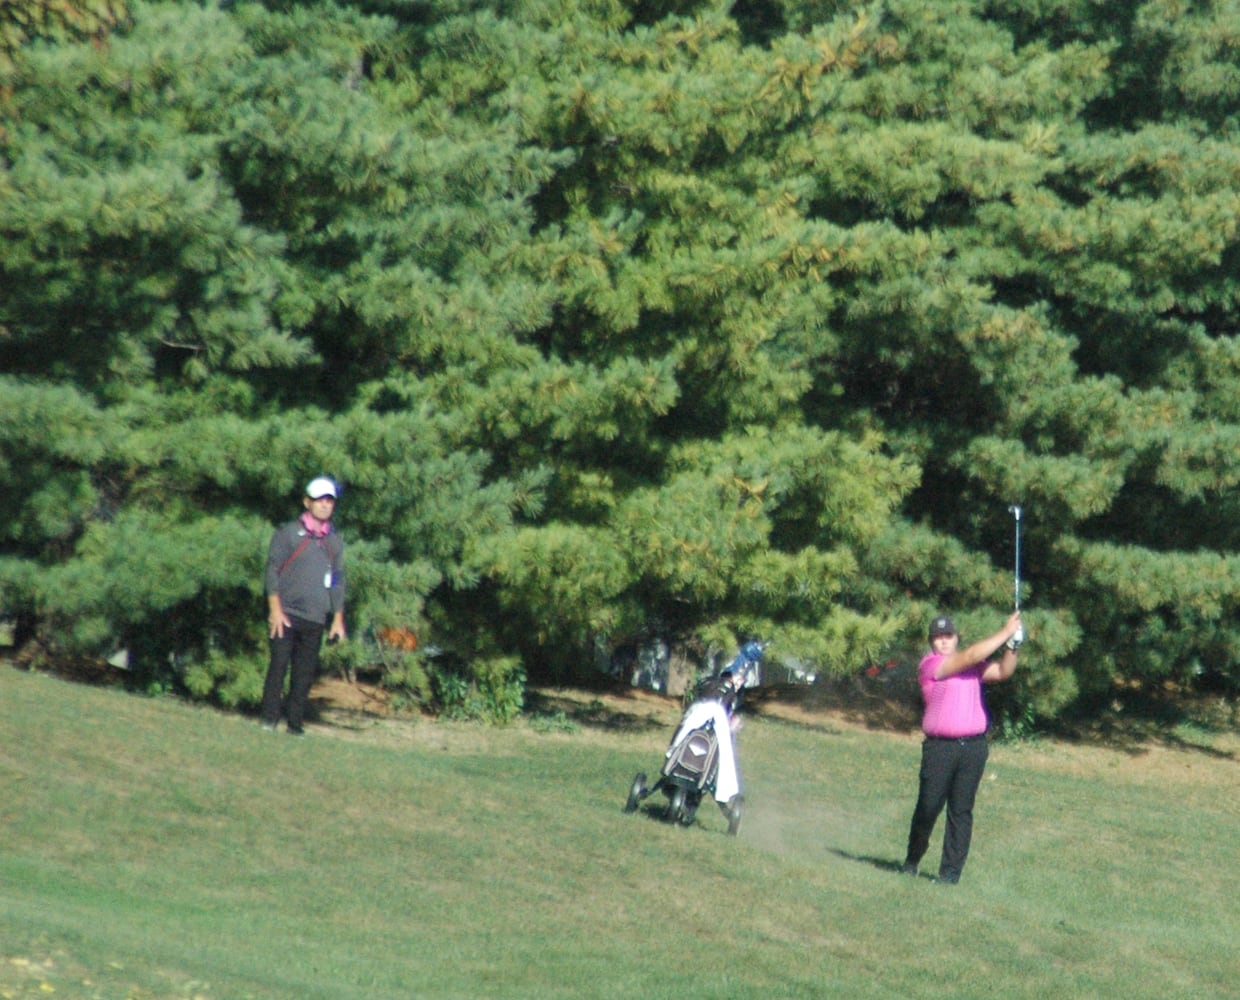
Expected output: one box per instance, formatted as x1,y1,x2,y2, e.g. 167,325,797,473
623,641,765,836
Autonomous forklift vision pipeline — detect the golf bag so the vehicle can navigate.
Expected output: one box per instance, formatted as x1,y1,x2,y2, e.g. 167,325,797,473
623,641,765,836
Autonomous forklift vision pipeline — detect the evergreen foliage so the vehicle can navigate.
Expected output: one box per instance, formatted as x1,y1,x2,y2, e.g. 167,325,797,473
0,0,129,75
2,0,1239,724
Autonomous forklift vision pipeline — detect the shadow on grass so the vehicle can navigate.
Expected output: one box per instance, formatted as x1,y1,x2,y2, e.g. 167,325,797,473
1050,718,1238,761
14,647,1235,763
1048,688,1238,761
745,707,848,737
826,847,929,879
622,795,733,836
627,800,677,826
753,675,1238,763
746,676,922,735
524,688,669,735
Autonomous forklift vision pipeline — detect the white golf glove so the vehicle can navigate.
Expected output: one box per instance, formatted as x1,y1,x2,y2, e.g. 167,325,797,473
1006,625,1024,651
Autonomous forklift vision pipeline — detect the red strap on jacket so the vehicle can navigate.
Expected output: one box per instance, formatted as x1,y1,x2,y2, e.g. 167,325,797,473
277,537,315,577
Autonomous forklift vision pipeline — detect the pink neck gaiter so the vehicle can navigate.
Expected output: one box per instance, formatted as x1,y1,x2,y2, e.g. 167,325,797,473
300,511,332,538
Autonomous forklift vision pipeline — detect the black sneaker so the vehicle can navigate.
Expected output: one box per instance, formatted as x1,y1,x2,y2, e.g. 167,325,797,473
899,862,919,877
934,873,959,885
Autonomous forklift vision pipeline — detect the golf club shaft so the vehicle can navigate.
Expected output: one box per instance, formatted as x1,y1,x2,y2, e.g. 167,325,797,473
1010,504,1022,610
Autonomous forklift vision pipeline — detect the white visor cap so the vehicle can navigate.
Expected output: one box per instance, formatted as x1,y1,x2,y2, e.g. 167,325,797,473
305,477,338,499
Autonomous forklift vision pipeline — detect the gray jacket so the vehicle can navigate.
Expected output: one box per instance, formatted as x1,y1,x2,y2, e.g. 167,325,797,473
265,520,346,624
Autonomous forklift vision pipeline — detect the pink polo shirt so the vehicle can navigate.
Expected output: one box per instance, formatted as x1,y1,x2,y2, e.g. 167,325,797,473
918,652,990,738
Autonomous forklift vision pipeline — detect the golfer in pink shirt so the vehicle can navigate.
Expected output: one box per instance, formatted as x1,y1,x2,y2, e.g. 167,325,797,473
900,611,1022,884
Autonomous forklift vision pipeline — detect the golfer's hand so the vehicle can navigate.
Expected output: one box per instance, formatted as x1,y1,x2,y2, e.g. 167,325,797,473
1005,611,1023,650
269,613,290,639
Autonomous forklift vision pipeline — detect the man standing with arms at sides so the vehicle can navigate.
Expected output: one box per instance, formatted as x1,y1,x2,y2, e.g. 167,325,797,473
261,477,347,735
901,611,1022,884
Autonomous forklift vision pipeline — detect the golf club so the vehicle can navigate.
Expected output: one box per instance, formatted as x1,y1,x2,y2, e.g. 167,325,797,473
1008,504,1023,647
1008,504,1022,610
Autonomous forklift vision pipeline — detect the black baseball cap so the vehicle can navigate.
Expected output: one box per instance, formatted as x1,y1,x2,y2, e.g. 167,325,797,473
928,615,957,639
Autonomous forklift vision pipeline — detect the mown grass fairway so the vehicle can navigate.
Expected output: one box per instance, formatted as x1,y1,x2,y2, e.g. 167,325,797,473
1,666,1236,999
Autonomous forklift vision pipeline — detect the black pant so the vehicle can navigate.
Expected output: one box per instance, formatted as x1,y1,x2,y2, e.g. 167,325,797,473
904,734,989,881
261,615,325,732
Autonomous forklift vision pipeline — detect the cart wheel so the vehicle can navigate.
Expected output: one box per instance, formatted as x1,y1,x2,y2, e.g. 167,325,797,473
667,787,686,824
727,794,745,837
624,772,647,814
680,794,699,827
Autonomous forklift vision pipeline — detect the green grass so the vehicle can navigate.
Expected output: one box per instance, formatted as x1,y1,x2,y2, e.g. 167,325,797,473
1,668,1236,1000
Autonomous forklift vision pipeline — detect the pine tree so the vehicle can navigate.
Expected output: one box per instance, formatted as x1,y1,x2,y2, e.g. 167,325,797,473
4,0,1240,723
0,0,128,75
